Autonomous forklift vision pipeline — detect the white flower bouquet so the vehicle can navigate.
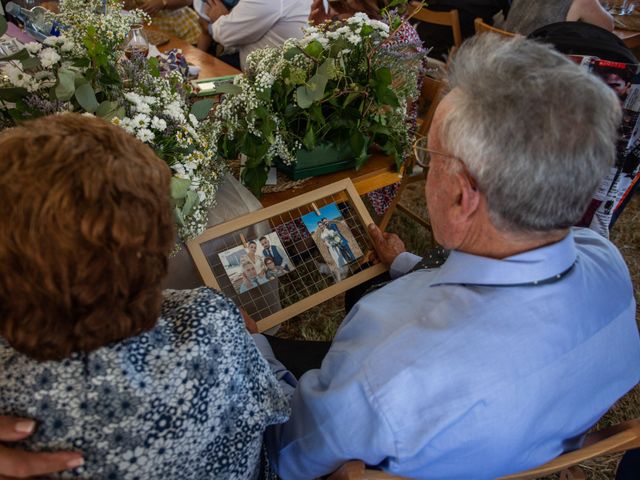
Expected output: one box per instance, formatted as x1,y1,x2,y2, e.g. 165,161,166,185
0,1,224,242
211,11,426,195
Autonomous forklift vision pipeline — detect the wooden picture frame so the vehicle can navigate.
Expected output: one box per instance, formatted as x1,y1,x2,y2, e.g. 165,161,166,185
187,178,388,331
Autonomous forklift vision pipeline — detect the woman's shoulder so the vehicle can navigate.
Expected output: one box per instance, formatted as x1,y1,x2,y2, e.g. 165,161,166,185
158,288,244,341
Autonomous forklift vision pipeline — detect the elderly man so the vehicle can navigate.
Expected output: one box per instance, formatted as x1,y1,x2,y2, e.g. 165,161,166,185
255,34,640,479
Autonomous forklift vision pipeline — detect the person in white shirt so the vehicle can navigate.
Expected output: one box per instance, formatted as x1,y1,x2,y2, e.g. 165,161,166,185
202,0,312,69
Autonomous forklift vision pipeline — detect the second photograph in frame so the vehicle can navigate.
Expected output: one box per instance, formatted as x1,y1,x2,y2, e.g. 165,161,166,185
301,202,363,277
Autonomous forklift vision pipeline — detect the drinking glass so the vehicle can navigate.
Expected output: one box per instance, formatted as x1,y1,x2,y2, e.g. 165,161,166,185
602,0,636,16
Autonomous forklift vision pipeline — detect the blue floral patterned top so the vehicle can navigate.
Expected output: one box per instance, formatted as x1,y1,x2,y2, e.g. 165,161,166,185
0,288,290,479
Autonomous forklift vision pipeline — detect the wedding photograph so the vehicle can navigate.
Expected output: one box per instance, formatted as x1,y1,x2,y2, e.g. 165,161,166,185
218,232,294,294
301,203,363,275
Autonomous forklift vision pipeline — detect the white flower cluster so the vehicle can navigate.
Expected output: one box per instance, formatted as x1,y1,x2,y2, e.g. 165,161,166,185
57,0,149,55
112,77,222,241
211,12,396,173
299,12,389,56
0,35,76,93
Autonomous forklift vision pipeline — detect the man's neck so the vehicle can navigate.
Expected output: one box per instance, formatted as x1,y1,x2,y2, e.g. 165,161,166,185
458,220,569,260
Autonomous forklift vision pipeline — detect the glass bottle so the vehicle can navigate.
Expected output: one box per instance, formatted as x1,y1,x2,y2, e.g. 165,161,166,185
123,24,149,59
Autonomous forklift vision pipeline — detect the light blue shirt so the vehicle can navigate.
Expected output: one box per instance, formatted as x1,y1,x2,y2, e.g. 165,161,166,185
256,228,640,480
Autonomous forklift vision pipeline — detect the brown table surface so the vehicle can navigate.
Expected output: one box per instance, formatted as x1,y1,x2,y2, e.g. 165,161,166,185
614,28,640,49
158,35,241,78
159,36,402,206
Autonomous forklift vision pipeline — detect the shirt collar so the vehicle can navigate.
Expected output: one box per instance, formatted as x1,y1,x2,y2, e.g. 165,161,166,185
429,231,577,287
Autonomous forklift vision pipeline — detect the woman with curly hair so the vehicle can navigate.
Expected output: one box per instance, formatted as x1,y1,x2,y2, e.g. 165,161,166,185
0,114,289,479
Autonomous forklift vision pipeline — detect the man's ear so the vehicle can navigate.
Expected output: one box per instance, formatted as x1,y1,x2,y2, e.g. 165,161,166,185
452,170,480,223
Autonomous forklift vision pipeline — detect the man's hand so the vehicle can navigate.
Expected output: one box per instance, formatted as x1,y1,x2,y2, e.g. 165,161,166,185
239,308,258,334
205,0,229,23
0,416,83,478
141,0,165,15
309,0,332,25
368,224,406,267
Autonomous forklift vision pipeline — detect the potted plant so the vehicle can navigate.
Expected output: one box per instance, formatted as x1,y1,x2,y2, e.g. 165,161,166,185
211,10,426,195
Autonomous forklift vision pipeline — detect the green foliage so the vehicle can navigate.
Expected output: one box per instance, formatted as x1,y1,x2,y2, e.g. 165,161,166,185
190,98,214,120
75,83,99,112
0,16,7,38
210,11,425,194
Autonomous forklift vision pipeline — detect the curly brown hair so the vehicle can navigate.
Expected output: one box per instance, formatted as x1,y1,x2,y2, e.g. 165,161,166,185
0,114,175,361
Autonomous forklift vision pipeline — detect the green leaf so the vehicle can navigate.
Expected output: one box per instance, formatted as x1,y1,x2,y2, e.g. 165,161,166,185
241,133,269,161
375,67,392,86
0,16,7,38
95,100,121,120
303,124,316,150
296,59,332,109
174,206,185,227
73,57,91,68
54,69,76,101
343,92,360,108
147,56,161,77
296,84,314,109
304,40,324,59
215,83,242,95
350,130,366,158
0,87,28,102
242,165,268,197
20,56,41,70
170,177,191,200
182,190,199,217
0,49,29,62
283,47,302,61
75,83,99,113
190,98,214,120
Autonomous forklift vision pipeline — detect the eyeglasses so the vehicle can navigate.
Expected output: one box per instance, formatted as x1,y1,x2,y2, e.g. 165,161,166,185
412,138,478,191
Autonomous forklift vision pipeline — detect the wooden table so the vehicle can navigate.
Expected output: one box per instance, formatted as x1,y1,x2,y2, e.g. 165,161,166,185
159,36,402,209
614,28,640,49
158,35,240,78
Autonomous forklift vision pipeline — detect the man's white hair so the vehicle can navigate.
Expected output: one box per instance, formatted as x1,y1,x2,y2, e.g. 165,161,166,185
441,33,622,232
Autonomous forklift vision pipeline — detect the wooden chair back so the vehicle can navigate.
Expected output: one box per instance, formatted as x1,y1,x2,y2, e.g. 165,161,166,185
411,6,463,47
474,17,516,37
328,419,640,480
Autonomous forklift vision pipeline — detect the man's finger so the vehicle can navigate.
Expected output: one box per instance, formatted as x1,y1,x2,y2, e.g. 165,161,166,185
368,224,385,244
0,417,34,442
0,446,83,478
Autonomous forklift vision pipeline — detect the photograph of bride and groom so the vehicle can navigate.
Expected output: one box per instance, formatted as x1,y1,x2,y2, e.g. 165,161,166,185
302,203,363,279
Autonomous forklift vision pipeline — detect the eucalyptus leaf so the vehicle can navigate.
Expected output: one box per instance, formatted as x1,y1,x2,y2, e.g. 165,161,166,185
190,98,214,120
75,83,99,113
174,206,185,227
170,177,191,201
95,100,121,119
182,190,199,217
54,69,76,101
296,85,313,109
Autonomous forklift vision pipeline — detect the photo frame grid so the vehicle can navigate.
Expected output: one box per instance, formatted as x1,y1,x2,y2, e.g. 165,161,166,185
187,179,388,331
